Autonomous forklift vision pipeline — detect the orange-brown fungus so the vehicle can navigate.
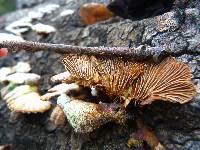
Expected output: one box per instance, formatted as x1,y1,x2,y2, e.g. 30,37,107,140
62,55,196,106
62,54,144,98
95,57,144,97
62,54,99,86
130,57,196,105
49,105,66,127
79,3,113,25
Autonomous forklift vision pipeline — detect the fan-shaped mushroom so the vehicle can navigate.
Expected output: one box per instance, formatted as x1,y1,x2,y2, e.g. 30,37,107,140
2,84,51,113
62,54,144,100
62,55,196,106
6,92,51,113
130,57,196,105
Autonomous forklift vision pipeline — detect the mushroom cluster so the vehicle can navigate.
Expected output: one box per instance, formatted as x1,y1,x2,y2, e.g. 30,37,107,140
40,55,196,149
0,56,196,150
0,62,51,121
61,55,197,149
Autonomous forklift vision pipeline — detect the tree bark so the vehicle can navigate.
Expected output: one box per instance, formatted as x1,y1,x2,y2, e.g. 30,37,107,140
0,0,199,150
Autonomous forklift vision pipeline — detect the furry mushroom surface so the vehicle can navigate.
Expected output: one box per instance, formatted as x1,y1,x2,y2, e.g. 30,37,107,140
57,94,126,133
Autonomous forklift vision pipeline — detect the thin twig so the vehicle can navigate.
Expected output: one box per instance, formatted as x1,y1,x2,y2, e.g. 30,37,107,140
0,40,160,58
0,40,199,60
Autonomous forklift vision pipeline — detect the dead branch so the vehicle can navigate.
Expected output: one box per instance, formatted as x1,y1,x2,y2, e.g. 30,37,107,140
0,40,199,60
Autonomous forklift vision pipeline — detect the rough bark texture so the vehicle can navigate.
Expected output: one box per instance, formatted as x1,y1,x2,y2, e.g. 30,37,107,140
0,0,199,150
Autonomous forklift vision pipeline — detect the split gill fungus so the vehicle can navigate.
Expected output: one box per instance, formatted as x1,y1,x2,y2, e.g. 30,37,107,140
0,39,197,149
57,94,126,133
61,55,196,107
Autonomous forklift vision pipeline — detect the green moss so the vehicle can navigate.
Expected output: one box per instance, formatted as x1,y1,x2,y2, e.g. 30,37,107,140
0,0,16,16
7,82,16,92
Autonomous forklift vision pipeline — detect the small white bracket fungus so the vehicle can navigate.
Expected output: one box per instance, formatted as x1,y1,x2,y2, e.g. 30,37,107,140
32,23,56,34
0,67,15,82
41,83,79,101
13,62,31,73
6,92,51,113
60,9,74,17
51,71,72,83
4,73,41,84
3,85,37,102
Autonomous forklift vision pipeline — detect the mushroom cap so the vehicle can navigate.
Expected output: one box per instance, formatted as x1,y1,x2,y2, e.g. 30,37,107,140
4,72,41,84
6,92,51,113
49,105,66,127
57,94,126,133
3,85,37,101
79,3,113,25
130,57,196,105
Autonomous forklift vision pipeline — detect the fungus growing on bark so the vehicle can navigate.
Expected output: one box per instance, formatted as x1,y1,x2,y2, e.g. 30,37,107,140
48,105,66,128
3,85,51,113
7,92,51,113
62,55,196,106
79,3,113,25
57,94,126,133
0,62,51,114
41,83,79,101
3,73,41,84
130,57,196,105
62,54,144,100
0,39,197,150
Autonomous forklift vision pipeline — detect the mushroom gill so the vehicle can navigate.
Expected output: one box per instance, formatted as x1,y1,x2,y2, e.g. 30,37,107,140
62,55,196,106
130,57,196,105
62,54,144,98
62,54,99,86
95,57,144,97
